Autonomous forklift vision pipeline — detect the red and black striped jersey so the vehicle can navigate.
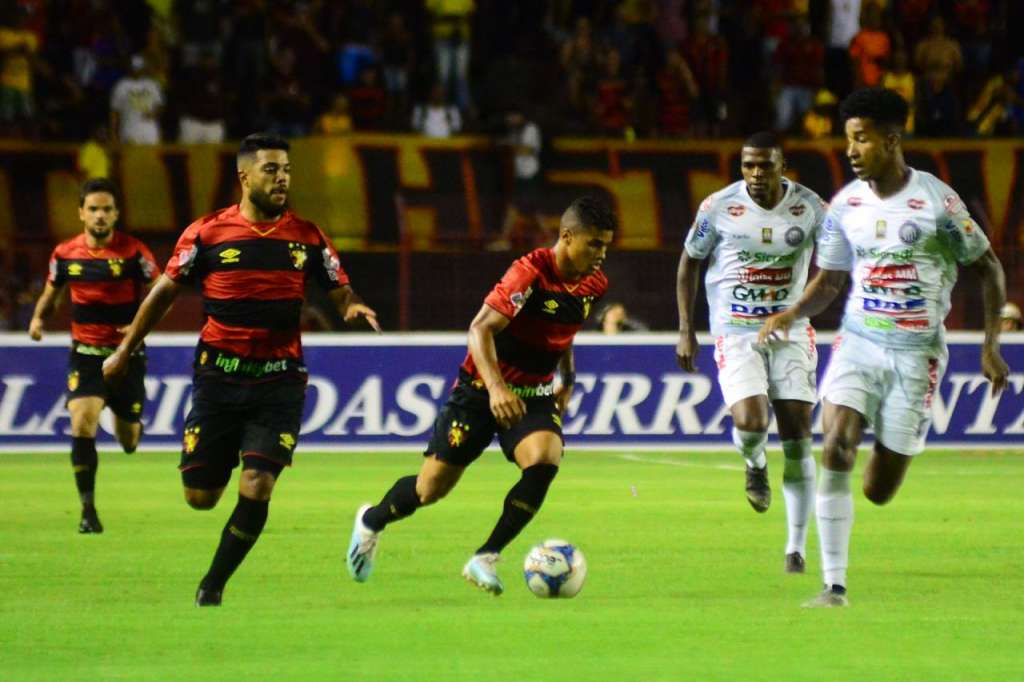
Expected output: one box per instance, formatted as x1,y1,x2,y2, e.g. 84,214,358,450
461,247,608,386
48,232,160,347
165,204,349,362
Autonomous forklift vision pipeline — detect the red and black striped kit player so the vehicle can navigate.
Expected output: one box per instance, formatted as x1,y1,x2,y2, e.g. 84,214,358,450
29,178,160,534
103,134,379,606
347,196,616,596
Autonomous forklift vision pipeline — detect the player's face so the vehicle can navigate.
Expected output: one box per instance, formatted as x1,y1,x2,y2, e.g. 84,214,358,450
845,117,894,181
740,147,784,205
243,149,291,218
561,210,613,277
79,191,118,241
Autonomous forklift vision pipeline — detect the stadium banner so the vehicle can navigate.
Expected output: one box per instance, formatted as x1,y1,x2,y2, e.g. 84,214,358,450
1,332,1021,452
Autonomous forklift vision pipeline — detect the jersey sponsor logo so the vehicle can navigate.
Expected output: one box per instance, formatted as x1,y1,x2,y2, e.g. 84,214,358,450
943,193,964,215
961,219,975,234
784,226,805,246
730,303,786,318
855,246,914,262
288,243,307,270
847,196,863,206
907,198,926,210
183,425,200,454
68,263,83,277
739,267,792,285
694,218,711,240
736,250,797,264
219,247,241,264
875,220,887,238
789,203,806,216
761,227,772,243
862,283,922,296
862,296,926,315
864,264,919,284
897,318,930,331
727,205,745,217
898,221,922,245
542,299,559,314
108,258,124,277
732,285,789,301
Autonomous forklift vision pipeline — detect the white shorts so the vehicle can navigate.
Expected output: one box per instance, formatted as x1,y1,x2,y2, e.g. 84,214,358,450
819,332,947,456
713,327,818,408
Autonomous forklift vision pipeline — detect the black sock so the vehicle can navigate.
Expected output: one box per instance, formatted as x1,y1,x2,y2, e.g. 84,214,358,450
362,475,421,532
477,463,559,555
200,495,269,591
70,436,98,506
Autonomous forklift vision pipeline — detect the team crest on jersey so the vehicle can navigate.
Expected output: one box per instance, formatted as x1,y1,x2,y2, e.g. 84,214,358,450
108,258,124,277
67,371,79,392
279,432,296,450
899,221,921,245
761,227,772,243
68,263,83,277
542,299,559,314
847,196,863,207
183,426,200,454
448,420,470,448
288,243,307,270
784,226,805,246
789,204,806,216
219,248,241,264
727,205,746,217
907,198,925,210
875,220,887,238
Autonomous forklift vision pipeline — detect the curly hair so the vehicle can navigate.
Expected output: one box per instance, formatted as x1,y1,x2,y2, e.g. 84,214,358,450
839,88,909,130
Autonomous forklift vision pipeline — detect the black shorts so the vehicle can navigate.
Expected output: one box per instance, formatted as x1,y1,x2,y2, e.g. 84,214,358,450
425,380,563,467
179,374,306,490
66,347,146,423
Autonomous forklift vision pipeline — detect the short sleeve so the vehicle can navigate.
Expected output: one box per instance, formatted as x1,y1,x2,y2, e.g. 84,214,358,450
815,205,854,271
135,241,161,282
164,222,203,286
47,247,64,287
936,190,990,265
683,198,720,259
311,225,350,291
484,256,539,319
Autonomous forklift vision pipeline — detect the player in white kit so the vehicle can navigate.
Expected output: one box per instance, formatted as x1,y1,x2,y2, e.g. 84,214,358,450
759,88,1009,607
677,132,826,574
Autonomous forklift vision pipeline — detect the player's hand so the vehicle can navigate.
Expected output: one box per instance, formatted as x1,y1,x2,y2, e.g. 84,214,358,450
981,343,1009,395
675,330,698,372
28,317,44,341
488,383,526,429
757,309,796,345
102,348,130,382
554,382,573,415
344,303,382,333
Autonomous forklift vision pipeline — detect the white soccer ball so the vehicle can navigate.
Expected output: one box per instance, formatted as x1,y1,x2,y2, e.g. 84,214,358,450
523,539,587,598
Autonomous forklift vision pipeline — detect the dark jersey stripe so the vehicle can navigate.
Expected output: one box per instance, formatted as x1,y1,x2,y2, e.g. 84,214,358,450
203,298,303,331
199,239,315,274
72,302,139,325
519,288,591,326
58,257,146,283
493,331,563,376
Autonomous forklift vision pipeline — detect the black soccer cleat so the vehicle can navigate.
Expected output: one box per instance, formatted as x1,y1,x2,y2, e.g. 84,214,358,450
195,586,223,607
78,507,104,534
745,464,771,513
785,552,806,574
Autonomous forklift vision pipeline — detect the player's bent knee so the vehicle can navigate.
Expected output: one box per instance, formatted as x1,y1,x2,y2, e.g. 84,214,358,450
863,482,896,506
184,488,220,510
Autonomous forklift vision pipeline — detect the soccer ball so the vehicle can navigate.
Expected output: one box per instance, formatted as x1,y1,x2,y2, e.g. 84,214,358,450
523,539,587,598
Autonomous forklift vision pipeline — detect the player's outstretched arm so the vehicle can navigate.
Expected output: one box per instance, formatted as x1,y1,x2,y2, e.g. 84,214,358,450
102,274,182,380
328,285,381,333
467,304,525,428
675,249,703,372
968,248,1009,394
28,282,65,341
758,268,848,344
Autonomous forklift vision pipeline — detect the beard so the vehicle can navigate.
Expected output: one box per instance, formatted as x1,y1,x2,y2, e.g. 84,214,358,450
87,224,112,240
250,188,288,218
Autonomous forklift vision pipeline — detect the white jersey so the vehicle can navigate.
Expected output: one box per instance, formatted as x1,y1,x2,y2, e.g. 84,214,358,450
817,169,990,350
685,179,826,337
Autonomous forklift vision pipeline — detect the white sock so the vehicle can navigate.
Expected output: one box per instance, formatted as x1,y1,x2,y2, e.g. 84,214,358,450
817,468,853,589
782,439,815,556
732,427,767,469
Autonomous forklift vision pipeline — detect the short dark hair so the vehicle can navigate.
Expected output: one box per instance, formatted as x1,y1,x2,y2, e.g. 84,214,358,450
79,178,120,207
839,88,909,131
742,131,782,151
569,195,618,233
238,132,290,159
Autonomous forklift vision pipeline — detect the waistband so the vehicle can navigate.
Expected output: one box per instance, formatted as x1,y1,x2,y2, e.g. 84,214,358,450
458,369,555,398
195,342,306,379
73,342,144,358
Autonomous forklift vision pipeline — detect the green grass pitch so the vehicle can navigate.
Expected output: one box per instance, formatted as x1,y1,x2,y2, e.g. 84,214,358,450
2,449,1022,681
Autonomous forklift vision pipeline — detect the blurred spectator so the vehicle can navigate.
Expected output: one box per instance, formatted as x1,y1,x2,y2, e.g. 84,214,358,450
825,0,860,97
849,3,890,88
77,124,111,180
967,65,1022,136
0,5,39,135
1000,302,1021,331
914,16,962,92
263,49,312,138
953,0,993,83
428,0,475,111
681,12,729,137
560,17,601,121
653,0,688,49
348,66,387,131
173,0,227,67
316,93,354,135
269,1,331,113
882,48,916,134
178,50,227,144
893,0,935,48
594,48,630,137
223,0,268,136
773,16,824,133
803,88,838,138
412,83,462,138
496,109,545,250
109,55,163,144
917,68,962,137
378,12,416,115
656,47,699,137
597,302,649,334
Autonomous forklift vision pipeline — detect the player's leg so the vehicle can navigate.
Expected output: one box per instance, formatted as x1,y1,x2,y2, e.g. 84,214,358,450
862,443,912,505
773,399,815,572
68,396,105,533
106,352,146,454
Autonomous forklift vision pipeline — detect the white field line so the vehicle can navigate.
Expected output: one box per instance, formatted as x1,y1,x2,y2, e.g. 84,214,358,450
616,452,745,472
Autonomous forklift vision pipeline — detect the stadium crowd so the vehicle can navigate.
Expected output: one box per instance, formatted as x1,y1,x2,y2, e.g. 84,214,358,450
1,0,1023,143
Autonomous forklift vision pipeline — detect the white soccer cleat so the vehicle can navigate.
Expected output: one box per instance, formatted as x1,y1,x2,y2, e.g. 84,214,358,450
346,504,379,582
802,585,849,608
462,553,504,595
